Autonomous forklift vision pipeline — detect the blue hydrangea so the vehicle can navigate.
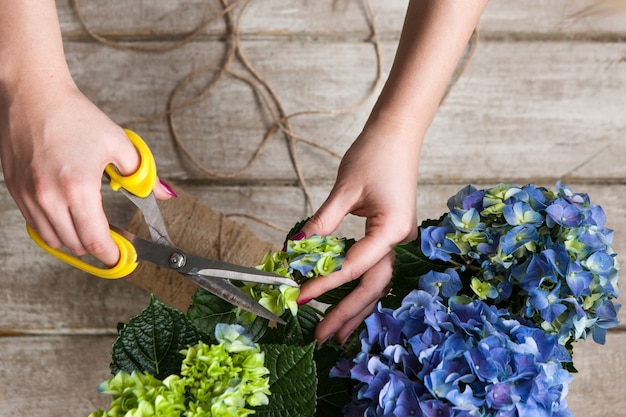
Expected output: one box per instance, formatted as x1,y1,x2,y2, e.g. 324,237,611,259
332,290,573,417
417,182,620,346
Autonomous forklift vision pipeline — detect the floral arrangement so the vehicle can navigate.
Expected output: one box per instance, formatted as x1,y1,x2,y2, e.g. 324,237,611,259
89,182,620,417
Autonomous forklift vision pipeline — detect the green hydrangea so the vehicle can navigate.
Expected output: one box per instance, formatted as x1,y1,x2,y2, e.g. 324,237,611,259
239,234,348,321
89,324,270,417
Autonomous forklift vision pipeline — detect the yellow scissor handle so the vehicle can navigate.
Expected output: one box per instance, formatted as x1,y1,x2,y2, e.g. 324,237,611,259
26,129,154,279
26,224,138,279
105,129,157,198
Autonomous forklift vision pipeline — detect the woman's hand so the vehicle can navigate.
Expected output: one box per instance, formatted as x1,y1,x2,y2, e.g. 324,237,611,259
0,71,174,266
295,0,489,345
0,0,174,267
296,122,421,345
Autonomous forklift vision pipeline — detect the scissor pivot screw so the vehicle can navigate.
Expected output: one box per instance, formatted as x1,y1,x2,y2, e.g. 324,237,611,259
169,252,186,269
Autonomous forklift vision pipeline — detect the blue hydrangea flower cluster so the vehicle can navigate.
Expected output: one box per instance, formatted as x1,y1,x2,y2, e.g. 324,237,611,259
332,290,574,417
420,183,620,345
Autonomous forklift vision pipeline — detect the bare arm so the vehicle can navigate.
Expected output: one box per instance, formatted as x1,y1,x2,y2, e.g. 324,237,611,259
297,0,489,345
0,0,173,266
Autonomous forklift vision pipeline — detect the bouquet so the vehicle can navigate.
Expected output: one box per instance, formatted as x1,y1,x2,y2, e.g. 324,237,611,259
89,182,620,417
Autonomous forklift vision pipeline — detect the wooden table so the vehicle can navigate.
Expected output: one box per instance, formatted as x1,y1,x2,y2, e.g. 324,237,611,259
1,1,624,415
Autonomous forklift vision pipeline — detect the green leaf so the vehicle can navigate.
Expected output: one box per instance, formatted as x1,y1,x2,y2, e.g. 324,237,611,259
384,238,449,309
111,295,199,380
257,343,317,417
187,288,268,343
281,304,319,344
314,345,357,417
259,304,320,346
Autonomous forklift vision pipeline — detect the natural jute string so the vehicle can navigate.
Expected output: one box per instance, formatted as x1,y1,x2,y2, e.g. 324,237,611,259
70,0,477,234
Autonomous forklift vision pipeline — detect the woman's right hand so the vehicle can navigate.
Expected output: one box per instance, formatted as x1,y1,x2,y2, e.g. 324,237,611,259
0,71,174,266
296,121,422,345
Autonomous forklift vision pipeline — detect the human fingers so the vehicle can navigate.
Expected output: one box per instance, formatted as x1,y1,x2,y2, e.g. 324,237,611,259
69,181,121,266
154,178,178,199
313,251,394,345
334,299,379,345
297,184,357,238
296,222,398,303
24,159,122,266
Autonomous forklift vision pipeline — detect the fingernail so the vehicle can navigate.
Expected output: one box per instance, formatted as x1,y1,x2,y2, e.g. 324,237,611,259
316,333,335,350
159,179,178,198
297,297,313,306
290,231,306,241
282,231,306,251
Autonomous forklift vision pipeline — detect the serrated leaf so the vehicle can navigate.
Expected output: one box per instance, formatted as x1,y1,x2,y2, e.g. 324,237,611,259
284,305,319,344
187,288,268,343
186,289,238,339
256,343,317,417
111,295,199,379
314,345,357,417
259,304,320,345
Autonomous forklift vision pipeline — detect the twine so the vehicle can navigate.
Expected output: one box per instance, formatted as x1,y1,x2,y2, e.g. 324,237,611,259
70,0,477,233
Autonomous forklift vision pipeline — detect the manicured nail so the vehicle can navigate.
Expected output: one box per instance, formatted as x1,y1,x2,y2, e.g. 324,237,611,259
316,333,335,350
290,231,306,241
282,231,306,251
159,179,178,198
297,297,313,306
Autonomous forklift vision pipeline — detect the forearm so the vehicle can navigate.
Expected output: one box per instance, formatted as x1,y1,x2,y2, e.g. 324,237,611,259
365,0,488,139
0,0,73,97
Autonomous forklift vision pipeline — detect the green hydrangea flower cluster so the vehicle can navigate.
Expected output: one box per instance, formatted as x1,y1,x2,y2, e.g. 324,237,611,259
89,324,270,417
239,235,346,321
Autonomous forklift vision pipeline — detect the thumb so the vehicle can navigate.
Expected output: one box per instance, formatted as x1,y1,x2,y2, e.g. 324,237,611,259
107,126,142,176
108,128,176,201
298,189,354,238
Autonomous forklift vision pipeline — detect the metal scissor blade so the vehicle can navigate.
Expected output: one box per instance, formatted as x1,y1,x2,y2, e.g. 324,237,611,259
182,253,299,288
112,229,287,324
195,267,297,287
185,272,286,324
121,189,173,247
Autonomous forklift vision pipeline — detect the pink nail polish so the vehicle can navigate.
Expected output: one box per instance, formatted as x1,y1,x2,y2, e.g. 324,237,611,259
290,231,306,241
282,231,306,251
159,179,178,198
297,297,313,306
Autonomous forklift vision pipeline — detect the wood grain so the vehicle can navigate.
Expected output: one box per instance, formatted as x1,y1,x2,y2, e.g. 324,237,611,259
1,0,624,415
0,39,615,184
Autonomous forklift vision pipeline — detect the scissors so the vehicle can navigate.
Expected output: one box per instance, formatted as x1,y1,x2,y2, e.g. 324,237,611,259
26,129,296,324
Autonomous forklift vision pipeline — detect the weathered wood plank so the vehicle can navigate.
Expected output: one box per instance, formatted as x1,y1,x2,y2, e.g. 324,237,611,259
60,38,386,180
0,331,624,416
481,0,626,39
0,40,615,184
564,330,626,416
425,41,626,183
0,335,114,416
55,0,626,39
0,187,149,331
